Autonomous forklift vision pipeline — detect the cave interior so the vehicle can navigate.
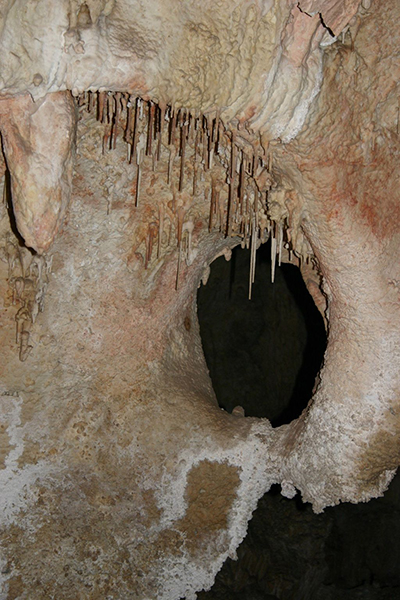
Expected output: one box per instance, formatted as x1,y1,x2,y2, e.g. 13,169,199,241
0,0,399,599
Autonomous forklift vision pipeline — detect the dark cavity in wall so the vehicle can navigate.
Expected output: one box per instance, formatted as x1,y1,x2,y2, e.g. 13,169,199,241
197,473,400,600
197,241,327,425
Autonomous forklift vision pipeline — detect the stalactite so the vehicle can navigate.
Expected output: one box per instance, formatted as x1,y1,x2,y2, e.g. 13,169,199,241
157,104,165,163
111,92,121,150
87,90,94,113
278,222,284,267
271,224,277,284
179,116,187,192
239,153,245,220
168,107,176,147
125,97,133,145
193,126,199,197
135,145,143,207
218,190,226,233
98,91,105,123
130,97,140,165
214,111,221,157
74,91,314,293
209,178,216,232
226,131,236,237
202,118,208,170
146,101,154,157
248,213,257,300
107,92,113,126
206,114,214,170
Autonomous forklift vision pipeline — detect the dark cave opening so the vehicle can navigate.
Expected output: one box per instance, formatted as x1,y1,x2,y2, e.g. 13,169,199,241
197,241,327,426
196,242,400,600
197,473,400,600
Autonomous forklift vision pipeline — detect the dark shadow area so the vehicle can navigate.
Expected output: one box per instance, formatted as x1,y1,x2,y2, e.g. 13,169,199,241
197,242,327,426
197,472,400,600
2,166,31,250
4,169,18,241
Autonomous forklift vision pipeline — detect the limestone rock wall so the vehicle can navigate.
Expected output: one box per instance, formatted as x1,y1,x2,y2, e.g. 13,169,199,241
0,0,399,598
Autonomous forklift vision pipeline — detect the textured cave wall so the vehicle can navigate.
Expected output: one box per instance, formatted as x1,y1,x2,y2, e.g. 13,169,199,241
0,0,399,598
270,0,400,506
0,99,281,600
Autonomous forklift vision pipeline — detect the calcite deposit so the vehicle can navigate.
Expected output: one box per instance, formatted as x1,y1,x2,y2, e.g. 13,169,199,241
0,92,76,253
0,0,399,598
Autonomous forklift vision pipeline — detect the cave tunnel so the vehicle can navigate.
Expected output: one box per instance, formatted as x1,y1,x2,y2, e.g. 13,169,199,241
196,244,400,600
197,241,327,426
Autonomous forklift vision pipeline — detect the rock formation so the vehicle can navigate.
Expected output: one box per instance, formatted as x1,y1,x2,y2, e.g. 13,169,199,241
0,0,398,598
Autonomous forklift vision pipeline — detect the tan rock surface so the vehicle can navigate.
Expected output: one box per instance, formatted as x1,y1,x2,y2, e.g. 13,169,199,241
0,0,399,598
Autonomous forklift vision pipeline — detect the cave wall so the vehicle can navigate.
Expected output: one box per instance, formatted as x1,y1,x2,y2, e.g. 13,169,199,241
0,0,399,598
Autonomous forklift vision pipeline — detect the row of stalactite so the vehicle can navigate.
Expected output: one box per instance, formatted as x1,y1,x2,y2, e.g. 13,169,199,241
78,91,308,297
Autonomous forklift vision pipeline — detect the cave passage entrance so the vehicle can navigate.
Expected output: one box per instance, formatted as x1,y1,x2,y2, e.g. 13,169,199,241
197,242,327,426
